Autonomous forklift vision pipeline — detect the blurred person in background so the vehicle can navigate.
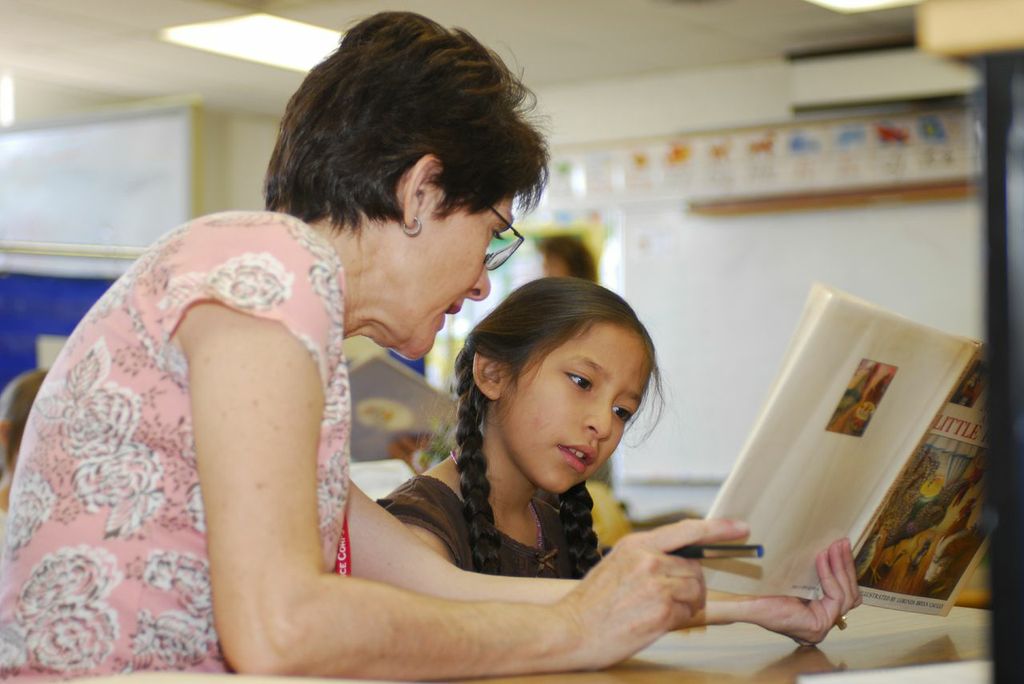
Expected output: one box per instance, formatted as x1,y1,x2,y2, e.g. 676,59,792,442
0,369,47,550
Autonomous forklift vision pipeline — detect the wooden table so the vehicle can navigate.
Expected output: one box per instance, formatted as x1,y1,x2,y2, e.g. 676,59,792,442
76,605,986,683
472,605,989,684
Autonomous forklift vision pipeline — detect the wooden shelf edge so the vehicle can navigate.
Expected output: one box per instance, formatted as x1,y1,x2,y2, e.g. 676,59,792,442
687,180,976,216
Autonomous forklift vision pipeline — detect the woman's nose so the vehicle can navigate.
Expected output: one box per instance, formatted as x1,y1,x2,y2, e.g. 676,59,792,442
468,269,491,301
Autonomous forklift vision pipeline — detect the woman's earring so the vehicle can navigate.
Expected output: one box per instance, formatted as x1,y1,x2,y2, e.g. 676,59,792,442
402,217,422,237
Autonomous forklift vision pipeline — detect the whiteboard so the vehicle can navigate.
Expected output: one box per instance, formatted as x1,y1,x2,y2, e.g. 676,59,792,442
0,104,195,277
618,198,983,483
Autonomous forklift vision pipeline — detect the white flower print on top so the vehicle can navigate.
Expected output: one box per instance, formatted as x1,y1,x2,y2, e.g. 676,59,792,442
317,449,349,541
142,551,213,618
308,261,343,323
84,223,190,327
322,365,351,428
130,551,218,669
5,469,56,557
26,603,119,673
18,546,122,620
131,609,215,670
32,339,141,461
0,213,353,676
185,483,205,534
206,252,293,312
72,445,165,538
18,546,122,674
30,339,165,539
157,272,205,314
0,623,27,672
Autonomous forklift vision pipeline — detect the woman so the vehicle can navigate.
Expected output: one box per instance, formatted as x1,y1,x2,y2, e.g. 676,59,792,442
0,11,859,680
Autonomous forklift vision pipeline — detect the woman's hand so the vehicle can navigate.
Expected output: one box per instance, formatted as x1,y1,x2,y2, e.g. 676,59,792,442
556,518,751,669
722,538,863,646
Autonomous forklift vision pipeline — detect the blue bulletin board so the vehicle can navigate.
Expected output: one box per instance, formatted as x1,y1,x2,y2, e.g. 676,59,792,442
0,274,112,392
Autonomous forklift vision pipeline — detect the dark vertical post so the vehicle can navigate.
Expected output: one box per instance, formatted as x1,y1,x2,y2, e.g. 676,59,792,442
982,52,1024,684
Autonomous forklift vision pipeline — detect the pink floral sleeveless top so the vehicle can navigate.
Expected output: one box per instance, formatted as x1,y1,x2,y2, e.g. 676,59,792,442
0,212,351,678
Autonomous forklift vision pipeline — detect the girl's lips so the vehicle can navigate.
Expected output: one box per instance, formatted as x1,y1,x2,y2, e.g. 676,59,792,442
446,302,463,315
559,445,588,474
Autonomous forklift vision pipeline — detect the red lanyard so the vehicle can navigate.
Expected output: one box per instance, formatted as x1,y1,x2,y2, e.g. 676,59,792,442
334,515,351,575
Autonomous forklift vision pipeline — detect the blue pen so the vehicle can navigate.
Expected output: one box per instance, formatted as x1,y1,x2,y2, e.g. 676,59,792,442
670,544,764,559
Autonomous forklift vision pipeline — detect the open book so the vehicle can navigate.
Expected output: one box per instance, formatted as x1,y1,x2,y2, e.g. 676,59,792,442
704,284,986,615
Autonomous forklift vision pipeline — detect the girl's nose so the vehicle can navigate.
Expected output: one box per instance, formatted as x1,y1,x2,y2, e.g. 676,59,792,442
586,407,613,441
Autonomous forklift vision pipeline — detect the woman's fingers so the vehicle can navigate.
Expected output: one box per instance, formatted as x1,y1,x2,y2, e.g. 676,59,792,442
641,518,751,554
816,546,843,611
662,562,706,610
816,539,863,633
839,539,864,610
825,539,861,614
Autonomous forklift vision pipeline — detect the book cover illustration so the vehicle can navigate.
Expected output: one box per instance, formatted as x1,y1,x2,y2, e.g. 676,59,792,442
855,364,987,615
825,358,898,437
702,283,982,613
347,355,455,463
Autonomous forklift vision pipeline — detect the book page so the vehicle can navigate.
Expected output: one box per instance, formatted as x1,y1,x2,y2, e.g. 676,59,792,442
796,659,990,684
703,284,980,599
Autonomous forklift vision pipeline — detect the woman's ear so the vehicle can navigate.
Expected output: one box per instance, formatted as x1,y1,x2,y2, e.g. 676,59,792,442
472,353,507,401
396,154,444,227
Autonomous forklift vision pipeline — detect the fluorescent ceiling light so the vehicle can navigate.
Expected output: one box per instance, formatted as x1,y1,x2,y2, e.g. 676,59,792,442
802,0,922,12
160,13,341,72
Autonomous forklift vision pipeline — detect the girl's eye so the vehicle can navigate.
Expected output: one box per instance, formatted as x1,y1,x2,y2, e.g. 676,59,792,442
613,406,635,423
567,373,591,390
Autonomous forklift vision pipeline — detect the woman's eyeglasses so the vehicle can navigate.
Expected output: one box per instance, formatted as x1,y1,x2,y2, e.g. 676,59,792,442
484,206,524,271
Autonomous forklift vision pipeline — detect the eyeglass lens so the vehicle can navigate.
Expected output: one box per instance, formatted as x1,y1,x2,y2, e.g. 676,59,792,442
484,207,522,271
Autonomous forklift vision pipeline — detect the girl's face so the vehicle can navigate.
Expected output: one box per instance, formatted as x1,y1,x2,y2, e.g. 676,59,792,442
483,322,649,494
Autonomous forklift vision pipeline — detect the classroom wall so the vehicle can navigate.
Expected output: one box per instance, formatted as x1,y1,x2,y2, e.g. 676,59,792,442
532,47,981,519
619,199,982,476
10,48,975,233
10,75,279,217
198,109,280,213
535,47,977,145
10,77,122,123
7,49,982,519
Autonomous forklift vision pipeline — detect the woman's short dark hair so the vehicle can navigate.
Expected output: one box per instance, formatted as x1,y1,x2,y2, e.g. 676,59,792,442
264,11,549,230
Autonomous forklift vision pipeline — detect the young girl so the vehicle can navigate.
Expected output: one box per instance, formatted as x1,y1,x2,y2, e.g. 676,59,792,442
379,277,659,579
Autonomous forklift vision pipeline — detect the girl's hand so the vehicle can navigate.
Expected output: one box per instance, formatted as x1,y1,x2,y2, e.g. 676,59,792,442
557,518,750,669
736,538,863,646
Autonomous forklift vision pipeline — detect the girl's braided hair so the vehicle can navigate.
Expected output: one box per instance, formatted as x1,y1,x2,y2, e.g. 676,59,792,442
451,277,660,578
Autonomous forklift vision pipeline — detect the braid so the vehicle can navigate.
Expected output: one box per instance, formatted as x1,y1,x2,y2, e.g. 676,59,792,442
558,482,600,578
452,344,502,574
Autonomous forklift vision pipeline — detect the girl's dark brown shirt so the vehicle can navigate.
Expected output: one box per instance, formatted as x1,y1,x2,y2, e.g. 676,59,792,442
378,475,575,579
